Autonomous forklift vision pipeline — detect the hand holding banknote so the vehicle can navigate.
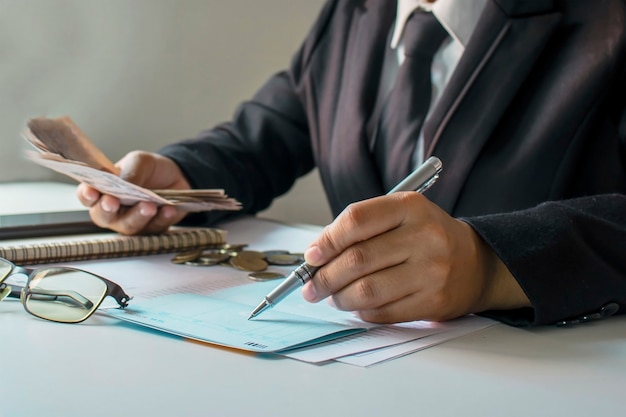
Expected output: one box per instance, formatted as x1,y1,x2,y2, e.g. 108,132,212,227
78,150,201,234
24,116,241,234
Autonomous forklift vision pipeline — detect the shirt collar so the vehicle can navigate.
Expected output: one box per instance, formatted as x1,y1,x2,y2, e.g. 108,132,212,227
390,0,487,49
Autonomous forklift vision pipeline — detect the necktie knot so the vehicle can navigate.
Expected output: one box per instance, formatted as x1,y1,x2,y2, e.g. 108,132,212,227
402,11,448,58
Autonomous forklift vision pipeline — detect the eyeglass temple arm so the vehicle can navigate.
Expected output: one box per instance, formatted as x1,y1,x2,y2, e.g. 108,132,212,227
5,282,130,310
26,288,94,309
23,279,132,309
3,282,93,310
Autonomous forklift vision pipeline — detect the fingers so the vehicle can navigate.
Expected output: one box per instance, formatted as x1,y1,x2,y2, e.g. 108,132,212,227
117,151,191,190
328,257,464,324
77,182,101,208
301,192,501,324
88,199,182,235
303,193,430,301
356,290,450,324
304,193,417,267
302,215,417,303
76,151,190,235
116,151,156,186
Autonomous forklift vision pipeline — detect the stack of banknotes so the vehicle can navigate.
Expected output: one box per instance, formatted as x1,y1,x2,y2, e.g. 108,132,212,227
24,116,241,212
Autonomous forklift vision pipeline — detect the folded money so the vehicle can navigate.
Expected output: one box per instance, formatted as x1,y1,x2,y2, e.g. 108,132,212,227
24,116,241,212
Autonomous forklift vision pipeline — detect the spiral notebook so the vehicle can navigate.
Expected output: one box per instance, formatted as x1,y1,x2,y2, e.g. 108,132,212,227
0,227,226,265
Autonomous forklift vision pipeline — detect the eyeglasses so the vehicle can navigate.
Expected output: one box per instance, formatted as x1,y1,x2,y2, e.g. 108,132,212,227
0,257,131,323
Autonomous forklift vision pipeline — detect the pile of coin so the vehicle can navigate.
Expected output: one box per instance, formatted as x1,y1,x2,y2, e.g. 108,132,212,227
170,244,304,281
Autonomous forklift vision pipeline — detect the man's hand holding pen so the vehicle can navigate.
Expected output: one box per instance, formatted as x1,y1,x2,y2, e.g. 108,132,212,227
249,157,531,322
300,192,531,324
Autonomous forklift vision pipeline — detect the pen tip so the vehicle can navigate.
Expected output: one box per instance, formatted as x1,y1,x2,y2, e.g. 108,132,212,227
248,300,269,320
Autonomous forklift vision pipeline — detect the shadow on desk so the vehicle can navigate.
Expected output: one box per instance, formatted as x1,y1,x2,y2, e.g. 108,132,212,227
429,315,626,363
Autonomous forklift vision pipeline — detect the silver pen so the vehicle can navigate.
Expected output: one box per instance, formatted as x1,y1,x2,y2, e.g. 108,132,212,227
247,156,443,320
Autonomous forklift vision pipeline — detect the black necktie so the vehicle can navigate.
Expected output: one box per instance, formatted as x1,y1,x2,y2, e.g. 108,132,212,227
375,10,448,189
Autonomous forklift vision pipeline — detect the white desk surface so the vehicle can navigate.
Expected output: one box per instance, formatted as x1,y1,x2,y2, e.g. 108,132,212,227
1,216,625,417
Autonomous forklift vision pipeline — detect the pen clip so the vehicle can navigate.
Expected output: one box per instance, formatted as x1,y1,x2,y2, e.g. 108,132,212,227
415,173,439,194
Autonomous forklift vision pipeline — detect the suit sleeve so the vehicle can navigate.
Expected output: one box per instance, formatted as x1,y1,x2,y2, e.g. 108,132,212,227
463,42,626,327
465,193,626,326
157,0,339,225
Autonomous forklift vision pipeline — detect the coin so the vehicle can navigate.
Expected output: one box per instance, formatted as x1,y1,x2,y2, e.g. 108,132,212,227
220,243,248,253
198,251,231,265
230,257,268,272
248,271,285,281
184,258,215,266
230,251,268,272
266,253,302,266
236,250,266,259
172,245,304,273
170,248,204,264
263,250,290,257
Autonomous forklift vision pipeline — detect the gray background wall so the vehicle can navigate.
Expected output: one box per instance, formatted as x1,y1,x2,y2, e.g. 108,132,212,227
0,0,333,225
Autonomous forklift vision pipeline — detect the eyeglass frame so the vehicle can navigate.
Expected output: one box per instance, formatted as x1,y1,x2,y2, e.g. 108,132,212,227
0,257,132,323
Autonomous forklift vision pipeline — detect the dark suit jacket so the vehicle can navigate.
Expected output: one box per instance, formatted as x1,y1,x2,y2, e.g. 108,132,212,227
160,0,626,326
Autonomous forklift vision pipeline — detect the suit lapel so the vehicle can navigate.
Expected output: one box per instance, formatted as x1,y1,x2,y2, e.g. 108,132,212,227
326,1,395,213
423,0,561,213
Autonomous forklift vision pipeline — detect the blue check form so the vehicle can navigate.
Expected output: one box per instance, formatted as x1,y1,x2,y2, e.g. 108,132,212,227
107,280,374,353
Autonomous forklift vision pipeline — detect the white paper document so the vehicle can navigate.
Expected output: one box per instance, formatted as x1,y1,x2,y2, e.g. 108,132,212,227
107,279,494,365
335,315,498,367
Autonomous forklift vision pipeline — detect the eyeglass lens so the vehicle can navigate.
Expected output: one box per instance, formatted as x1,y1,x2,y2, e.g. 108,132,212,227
21,268,109,323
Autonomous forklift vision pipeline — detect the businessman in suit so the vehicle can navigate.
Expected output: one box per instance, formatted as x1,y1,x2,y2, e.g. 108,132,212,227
79,0,626,327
